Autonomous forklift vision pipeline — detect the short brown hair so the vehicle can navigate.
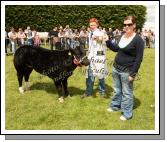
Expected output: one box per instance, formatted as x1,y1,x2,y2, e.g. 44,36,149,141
124,16,136,24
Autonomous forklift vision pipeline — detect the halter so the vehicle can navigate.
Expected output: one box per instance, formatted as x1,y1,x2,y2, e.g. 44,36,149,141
73,55,87,67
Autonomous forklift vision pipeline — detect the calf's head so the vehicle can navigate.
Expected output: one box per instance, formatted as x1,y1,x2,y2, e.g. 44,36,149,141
70,46,90,66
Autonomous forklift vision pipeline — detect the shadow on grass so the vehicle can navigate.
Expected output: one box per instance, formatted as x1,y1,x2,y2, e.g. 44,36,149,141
30,81,114,99
30,82,85,96
30,82,56,94
133,97,141,109
30,82,140,108
93,83,114,98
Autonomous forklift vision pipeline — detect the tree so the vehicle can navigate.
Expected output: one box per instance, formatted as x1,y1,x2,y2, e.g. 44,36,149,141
5,5,146,32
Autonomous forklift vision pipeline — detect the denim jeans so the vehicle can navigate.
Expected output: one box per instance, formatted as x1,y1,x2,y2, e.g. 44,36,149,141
27,38,33,45
110,66,134,119
85,67,105,95
10,40,17,54
70,39,76,49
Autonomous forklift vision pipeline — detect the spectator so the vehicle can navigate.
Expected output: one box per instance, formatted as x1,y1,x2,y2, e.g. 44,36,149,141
67,29,75,49
107,28,114,41
63,25,72,50
63,25,70,32
17,28,26,46
113,28,121,44
99,26,102,31
48,27,60,50
102,28,107,34
25,26,33,45
33,30,41,47
72,29,80,48
150,31,155,48
5,31,10,55
58,29,66,50
143,29,150,48
140,31,145,41
8,27,17,54
59,25,63,30
147,29,152,48
79,26,88,50
85,27,91,49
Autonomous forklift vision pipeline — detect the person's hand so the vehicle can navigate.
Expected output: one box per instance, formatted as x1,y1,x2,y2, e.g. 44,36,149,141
103,35,109,41
98,36,103,41
92,35,97,40
128,76,134,82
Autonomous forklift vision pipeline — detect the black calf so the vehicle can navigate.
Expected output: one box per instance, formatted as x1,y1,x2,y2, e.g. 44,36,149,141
13,45,89,102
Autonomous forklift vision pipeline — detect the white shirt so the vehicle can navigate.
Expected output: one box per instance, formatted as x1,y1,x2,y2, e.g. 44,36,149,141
86,28,108,79
119,33,136,48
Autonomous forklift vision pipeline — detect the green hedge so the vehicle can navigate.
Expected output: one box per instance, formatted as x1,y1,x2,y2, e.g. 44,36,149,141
5,5,146,32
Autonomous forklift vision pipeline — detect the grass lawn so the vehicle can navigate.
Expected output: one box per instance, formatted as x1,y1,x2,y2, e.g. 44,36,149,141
5,46,155,130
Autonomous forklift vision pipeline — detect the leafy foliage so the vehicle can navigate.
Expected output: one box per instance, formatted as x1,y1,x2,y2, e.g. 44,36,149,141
5,5,146,31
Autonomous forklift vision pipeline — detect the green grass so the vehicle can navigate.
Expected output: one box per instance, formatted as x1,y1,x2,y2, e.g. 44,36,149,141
5,47,155,130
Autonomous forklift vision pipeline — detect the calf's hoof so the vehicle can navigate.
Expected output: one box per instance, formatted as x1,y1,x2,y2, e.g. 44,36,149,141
19,87,24,94
58,97,64,103
25,87,30,91
25,82,30,91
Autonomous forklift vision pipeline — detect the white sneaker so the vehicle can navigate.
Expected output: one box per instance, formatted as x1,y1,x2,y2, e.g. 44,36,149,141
107,107,114,112
120,115,127,121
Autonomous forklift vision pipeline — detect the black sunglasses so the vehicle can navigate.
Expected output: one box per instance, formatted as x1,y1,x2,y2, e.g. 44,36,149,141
123,23,133,27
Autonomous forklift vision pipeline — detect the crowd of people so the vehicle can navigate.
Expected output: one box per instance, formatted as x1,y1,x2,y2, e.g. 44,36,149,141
140,29,155,48
5,24,155,55
5,26,41,55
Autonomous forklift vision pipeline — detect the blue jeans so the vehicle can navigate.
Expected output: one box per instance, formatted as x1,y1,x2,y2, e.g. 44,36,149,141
110,67,134,119
85,67,105,95
27,39,33,45
10,40,17,54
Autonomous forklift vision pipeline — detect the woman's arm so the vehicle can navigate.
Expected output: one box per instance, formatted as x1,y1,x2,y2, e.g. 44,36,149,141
105,40,119,52
129,36,144,77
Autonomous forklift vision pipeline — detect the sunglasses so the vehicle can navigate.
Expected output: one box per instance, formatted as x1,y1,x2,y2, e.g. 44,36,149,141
123,23,133,27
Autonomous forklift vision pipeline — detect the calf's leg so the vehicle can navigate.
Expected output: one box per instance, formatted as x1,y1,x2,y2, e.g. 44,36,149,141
17,72,24,94
62,78,70,97
24,68,33,91
54,80,64,103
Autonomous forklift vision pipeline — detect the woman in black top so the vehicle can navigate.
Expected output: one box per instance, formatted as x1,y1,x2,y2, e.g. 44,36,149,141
106,16,144,120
